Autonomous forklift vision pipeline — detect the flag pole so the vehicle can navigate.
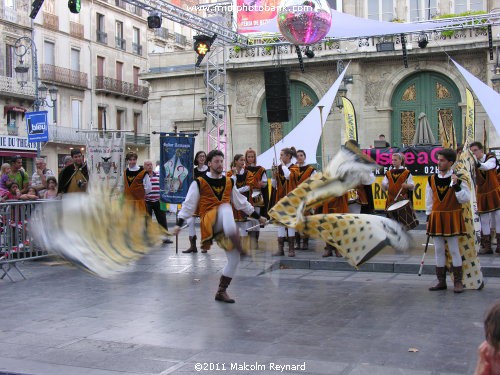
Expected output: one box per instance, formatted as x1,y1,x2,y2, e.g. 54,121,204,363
318,105,325,169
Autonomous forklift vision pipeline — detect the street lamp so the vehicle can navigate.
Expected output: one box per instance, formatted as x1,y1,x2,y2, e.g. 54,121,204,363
13,36,58,156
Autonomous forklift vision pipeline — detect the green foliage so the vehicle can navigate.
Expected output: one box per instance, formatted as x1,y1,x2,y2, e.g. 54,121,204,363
434,11,487,37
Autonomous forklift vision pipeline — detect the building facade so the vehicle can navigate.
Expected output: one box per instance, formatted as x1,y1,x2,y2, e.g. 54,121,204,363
143,0,500,167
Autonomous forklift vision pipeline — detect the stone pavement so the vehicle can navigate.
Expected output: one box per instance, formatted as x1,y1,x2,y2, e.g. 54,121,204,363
1,223,500,375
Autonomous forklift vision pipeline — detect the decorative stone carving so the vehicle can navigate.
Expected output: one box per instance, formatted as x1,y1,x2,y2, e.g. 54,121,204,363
235,75,260,114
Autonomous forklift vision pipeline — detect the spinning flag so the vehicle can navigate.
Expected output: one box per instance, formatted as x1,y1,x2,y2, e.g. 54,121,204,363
30,187,169,278
268,146,411,268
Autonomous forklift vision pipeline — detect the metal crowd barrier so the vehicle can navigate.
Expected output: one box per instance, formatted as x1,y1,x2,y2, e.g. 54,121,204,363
0,200,51,282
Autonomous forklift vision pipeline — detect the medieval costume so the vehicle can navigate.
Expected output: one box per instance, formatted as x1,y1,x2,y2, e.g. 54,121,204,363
183,164,208,254
382,167,415,209
58,162,89,194
124,165,147,212
321,194,349,257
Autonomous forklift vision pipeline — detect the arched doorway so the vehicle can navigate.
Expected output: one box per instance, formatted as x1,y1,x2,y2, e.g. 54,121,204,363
260,81,320,163
391,71,462,147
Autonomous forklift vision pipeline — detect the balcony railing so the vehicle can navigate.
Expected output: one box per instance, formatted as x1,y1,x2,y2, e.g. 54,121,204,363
154,27,170,39
70,21,84,39
96,30,107,44
0,76,35,99
43,12,59,31
174,33,187,46
48,125,88,145
125,133,150,146
115,0,126,9
115,37,126,50
40,64,88,89
4,7,17,23
95,76,149,101
132,43,142,55
130,5,142,16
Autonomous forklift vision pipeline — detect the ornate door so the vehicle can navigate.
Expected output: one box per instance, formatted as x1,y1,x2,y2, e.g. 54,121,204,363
391,72,462,147
260,81,319,162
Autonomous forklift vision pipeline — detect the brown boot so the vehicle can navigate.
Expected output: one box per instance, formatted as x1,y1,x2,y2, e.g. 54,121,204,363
273,237,285,256
497,233,500,254
182,235,198,253
453,266,464,293
429,267,447,291
288,236,295,257
215,275,235,303
334,249,342,258
295,233,301,249
301,237,309,250
479,234,493,254
322,244,333,257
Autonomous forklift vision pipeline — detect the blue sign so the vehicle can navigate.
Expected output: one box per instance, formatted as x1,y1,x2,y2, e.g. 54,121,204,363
25,111,49,142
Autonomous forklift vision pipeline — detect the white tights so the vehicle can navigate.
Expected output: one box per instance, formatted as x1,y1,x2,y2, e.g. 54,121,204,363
213,204,240,278
433,236,462,267
277,226,295,237
479,211,500,235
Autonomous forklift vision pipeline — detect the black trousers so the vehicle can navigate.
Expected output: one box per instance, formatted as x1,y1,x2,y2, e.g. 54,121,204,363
145,200,168,230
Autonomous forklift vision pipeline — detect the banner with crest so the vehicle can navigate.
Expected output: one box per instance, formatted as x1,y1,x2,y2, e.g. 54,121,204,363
159,134,195,204
86,133,125,191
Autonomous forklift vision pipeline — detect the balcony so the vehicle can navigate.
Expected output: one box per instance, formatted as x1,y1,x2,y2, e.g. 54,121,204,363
40,64,88,90
130,5,142,16
125,133,150,146
4,6,17,23
96,30,107,44
70,21,84,39
174,33,188,48
115,37,126,51
48,125,88,145
115,0,126,9
43,12,59,31
154,27,170,40
95,76,149,101
132,43,142,55
0,75,35,100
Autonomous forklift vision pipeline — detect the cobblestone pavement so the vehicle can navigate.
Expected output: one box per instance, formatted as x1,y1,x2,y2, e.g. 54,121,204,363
1,223,500,375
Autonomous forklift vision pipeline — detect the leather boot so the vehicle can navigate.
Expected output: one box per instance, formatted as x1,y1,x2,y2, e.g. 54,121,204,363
322,244,333,257
240,236,251,255
429,267,447,291
479,234,493,254
295,233,301,249
182,235,198,253
497,233,500,254
273,237,285,256
301,237,309,250
215,275,235,303
334,248,342,258
288,236,295,257
453,266,464,293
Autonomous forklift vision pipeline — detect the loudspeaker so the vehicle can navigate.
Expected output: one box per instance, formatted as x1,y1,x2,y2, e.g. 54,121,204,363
264,68,291,123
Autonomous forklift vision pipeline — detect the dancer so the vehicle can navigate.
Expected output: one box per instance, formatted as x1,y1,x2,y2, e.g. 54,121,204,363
426,149,470,293
245,148,268,247
173,150,266,303
271,147,299,257
123,152,147,212
291,149,316,250
321,194,349,257
58,149,89,194
469,142,500,255
183,151,208,254
381,153,415,209
345,140,375,214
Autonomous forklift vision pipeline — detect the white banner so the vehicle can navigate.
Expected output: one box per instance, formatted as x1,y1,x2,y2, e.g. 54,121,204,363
86,134,126,191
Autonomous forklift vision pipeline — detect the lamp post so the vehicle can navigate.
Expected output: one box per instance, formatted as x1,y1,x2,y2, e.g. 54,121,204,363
14,36,58,156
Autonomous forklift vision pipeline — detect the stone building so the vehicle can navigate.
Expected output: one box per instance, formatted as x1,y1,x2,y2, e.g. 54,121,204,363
143,0,500,167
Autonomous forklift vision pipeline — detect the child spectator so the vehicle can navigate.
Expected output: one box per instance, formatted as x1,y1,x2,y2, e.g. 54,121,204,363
474,301,500,375
20,186,39,201
0,163,12,194
5,182,21,200
43,177,59,200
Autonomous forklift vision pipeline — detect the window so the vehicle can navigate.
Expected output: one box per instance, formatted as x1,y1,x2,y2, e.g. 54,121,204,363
368,0,393,21
97,13,106,43
116,109,124,130
44,41,55,65
133,27,140,44
97,13,104,32
133,112,141,134
115,21,125,50
5,44,14,77
98,107,106,130
41,96,56,125
454,0,483,13
5,0,15,8
116,61,123,81
133,66,140,86
71,48,80,72
409,0,437,21
71,100,81,129
97,56,104,76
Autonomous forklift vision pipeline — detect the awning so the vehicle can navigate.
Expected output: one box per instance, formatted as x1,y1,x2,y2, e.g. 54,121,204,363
0,150,38,158
4,106,27,117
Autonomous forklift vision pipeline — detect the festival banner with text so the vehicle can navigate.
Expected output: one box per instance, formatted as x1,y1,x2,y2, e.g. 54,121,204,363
87,134,125,191
362,145,442,211
159,134,195,205
342,97,358,143
465,88,475,144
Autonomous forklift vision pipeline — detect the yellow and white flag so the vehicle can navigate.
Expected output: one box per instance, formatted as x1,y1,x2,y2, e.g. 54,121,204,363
342,97,358,143
465,88,475,144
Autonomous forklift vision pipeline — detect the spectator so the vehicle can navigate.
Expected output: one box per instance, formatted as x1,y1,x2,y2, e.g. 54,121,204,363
379,134,391,147
154,160,160,174
0,163,12,195
9,155,29,194
123,151,147,211
31,157,55,198
43,176,59,200
58,149,88,194
474,301,500,375
5,181,21,200
63,155,73,167
20,186,39,201
143,160,172,244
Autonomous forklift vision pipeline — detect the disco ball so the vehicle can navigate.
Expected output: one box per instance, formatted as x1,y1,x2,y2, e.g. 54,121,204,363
278,0,332,45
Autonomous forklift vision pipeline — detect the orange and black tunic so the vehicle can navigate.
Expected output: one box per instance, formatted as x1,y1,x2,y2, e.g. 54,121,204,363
291,165,316,185
226,169,253,221
197,174,233,249
124,167,147,212
272,164,299,204
426,175,467,237
322,194,349,214
475,154,500,213
384,169,411,209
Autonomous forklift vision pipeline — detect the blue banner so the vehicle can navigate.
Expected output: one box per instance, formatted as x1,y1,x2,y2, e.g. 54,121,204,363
25,111,49,142
159,134,195,204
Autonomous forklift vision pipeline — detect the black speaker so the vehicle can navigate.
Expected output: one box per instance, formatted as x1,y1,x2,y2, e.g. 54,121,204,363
264,68,291,123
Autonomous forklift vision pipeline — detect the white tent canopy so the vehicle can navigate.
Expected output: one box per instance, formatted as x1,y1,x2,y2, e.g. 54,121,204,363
256,63,349,170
